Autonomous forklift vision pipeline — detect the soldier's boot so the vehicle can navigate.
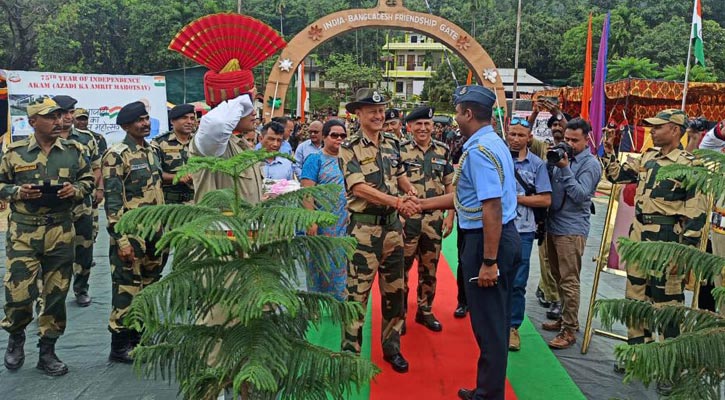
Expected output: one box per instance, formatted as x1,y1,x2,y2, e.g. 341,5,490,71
129,330,141,349
109,332,133,364
4,331,26,370
36,338,68,376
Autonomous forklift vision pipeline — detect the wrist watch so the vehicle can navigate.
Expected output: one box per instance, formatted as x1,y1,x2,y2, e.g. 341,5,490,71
483,258,497,266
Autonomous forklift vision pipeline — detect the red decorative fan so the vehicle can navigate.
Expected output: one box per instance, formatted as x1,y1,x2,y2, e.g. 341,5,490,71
169,13,286,106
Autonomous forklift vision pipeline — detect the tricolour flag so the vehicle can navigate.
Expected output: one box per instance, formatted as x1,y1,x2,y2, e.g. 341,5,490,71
691,0,705,66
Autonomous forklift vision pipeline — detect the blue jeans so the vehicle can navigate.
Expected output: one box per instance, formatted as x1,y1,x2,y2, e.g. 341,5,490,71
511,231,535,329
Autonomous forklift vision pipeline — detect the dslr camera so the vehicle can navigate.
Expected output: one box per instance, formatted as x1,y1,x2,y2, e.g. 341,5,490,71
546,142,574,164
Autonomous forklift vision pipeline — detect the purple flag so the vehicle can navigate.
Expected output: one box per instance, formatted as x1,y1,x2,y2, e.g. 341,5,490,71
590,12,610,155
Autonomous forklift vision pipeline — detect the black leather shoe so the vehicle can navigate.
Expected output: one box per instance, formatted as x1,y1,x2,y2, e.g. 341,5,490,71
415,313,442,332
457,388,474,400
536,287,551,308
4,331,25,370
454,304,468,318
382,352,409,373
36,339,68,376
546,301,562,320
109,332,133,364
75,293,92,307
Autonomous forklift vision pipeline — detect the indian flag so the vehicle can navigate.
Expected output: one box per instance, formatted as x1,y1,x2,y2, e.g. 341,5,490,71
691,0,705,66
153,76,166,87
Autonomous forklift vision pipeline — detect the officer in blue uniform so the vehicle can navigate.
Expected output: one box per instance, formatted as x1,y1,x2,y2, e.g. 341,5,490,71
420,85,521,400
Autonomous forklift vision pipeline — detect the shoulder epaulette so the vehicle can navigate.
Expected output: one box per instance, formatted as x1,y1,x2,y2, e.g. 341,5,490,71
108,142,130,155
5,138,29,151
433,139,450,151
341,135,361,149
382,132,398,141
60,138,86,153
680,151,696,162
399,139,412,147
154,131,173,141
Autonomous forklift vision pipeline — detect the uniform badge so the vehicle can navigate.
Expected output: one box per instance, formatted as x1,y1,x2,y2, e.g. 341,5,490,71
459,87,467,95
131,163,150,171
14,165,37,173
428,108,433,118
372,91,382,103
360,157,376,165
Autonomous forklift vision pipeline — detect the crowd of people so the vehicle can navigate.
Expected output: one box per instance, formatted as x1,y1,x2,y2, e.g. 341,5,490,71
1,81,724,400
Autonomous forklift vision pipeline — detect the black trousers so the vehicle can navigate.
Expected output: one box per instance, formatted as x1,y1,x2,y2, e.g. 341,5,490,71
457,224,467,306
460,221,521,400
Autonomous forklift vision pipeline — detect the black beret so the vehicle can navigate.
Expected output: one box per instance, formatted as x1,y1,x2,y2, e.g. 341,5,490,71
405,106,434,123
116,101,148,125
169,104,195,120
52,95,78,111
547,112,572,128
385,108,401,121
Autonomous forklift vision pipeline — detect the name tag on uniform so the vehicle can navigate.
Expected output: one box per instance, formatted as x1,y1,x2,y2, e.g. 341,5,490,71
131,163,149,171
165,148,181,153
360,157,376,165
14,165,37,172
431,158,446,165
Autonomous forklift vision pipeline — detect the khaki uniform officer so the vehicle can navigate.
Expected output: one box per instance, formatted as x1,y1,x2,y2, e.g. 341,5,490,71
399,106,455,333
103,101,166,363
53,95,101,307
602,109,708,358
152,104,196,204
1,97,94,376
339,88,420,374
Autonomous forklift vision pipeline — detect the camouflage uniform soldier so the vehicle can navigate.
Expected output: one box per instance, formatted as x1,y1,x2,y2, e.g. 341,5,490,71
103,101,166,363
399,106,455,333
53,96,101,307
602,109,708,358
74,107,108,242
339,88,420,374
1,97,94,376
152,104,195,204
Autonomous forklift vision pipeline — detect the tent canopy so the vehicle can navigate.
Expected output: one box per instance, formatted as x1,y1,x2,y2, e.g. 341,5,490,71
535,78,725,124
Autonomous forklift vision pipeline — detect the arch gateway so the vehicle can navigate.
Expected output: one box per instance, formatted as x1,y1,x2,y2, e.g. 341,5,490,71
262,0,505,118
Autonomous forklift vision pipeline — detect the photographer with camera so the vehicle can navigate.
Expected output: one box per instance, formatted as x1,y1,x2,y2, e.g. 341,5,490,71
542,118,601,350
506,117,551,352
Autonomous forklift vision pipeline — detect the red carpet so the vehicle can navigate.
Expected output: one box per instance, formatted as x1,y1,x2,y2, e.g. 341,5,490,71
369,255,518,399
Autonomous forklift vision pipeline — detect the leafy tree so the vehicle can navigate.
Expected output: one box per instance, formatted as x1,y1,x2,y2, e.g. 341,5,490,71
557,7,647,84
595,149,725,400
322,54,381,94
661,64,718,83
115,150,378,399
35,0,129,73
420,56,467,113
0,0,62,69
607,57,660,81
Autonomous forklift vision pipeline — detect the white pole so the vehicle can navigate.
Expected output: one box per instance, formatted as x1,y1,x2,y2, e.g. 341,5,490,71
681,19,695,111
271,81,280,115
510,0,523,116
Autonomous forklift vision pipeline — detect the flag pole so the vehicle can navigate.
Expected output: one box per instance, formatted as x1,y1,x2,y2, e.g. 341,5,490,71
510,0,523,116
681,27,694,111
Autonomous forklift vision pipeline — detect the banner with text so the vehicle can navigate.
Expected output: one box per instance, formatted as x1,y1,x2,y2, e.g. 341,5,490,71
4,70,168,144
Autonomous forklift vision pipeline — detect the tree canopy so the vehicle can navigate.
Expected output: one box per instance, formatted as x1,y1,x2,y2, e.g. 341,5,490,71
2,0,724,87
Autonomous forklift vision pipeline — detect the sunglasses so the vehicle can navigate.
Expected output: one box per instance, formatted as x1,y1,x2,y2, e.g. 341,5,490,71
328,133,347,139
510,118,531,128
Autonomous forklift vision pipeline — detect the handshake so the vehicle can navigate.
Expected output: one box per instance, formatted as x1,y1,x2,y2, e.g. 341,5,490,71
396,195,421,218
